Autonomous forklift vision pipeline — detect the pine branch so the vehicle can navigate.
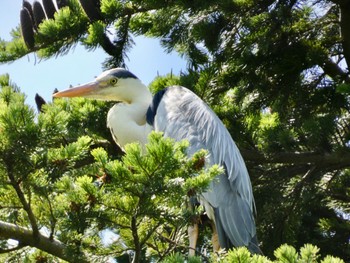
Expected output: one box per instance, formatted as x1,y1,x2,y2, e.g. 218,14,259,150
78,0,102,21
340,3,350,69
131,215,141,263
155,231,211,261
0,220,88,262
6,167,39,239
329,0,350,7
288,166,319,211
240,148,350,171
139,222,162,247
321,59,350,83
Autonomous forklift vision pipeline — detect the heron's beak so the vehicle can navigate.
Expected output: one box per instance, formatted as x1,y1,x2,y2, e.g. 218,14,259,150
53,81,99,98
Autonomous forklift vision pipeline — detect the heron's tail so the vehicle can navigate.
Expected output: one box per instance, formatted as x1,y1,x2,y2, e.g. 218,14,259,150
248,235,263,255
214,200,262,255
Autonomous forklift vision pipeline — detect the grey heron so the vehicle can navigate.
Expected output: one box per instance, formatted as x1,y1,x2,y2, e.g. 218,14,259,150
53,68,262,255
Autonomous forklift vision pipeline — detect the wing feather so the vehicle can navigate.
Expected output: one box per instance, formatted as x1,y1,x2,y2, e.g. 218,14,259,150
153,86,259,251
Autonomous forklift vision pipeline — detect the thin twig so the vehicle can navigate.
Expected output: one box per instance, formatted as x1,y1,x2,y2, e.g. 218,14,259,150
6,165,39,240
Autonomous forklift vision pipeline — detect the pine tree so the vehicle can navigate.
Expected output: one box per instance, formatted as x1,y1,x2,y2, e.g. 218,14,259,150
0,0,349,261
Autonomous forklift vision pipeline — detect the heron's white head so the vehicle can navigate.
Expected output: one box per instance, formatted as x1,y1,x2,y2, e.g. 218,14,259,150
53,68,152,103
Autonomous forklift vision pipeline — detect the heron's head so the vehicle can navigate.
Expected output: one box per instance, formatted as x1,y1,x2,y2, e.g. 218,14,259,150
53,68,151,103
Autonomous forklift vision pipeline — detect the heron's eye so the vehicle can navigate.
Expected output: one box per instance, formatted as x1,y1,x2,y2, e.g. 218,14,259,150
110,78,118,85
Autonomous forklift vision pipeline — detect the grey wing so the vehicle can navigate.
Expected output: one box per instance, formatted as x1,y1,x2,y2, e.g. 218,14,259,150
154,86,260,252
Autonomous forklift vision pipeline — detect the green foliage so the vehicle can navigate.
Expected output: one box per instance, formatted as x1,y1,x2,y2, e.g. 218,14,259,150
36,2,89,57
83,21,107,49
162,253,202,263
1,0,350,261
83,133,219,259
160,244,344,263
100,0,124,20
0,28,28,62
336,83,350,95
0,76,221,261
149,73,181,94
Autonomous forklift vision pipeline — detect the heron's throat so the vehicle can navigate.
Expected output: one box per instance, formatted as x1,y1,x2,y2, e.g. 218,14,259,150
107,98,152,148
119,80,153,105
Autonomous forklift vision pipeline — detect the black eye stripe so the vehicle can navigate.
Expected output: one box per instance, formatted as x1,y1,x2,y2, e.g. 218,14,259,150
110,68,138,79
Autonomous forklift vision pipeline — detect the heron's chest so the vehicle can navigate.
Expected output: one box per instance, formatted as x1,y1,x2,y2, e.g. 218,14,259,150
107,104,153,149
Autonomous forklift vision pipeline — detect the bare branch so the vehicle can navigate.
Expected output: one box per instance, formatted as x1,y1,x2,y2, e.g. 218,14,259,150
241,148,350,172
0,220,88,262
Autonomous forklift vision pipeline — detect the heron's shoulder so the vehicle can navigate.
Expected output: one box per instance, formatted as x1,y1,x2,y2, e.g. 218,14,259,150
146,87,168,126
146,86,194,125
163,85,194,97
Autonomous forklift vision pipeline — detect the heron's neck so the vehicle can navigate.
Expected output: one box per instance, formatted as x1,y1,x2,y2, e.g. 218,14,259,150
126,87,152,120
122,80,152,106
130,92,152,106
107,87,153,148
122,100,150,125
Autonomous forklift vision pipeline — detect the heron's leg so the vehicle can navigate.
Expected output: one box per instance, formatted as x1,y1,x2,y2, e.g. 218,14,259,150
210,220,220,252
187,195,200,256
188,223,199,256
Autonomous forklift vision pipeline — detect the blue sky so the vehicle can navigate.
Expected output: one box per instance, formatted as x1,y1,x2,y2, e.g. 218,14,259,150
0,0,187,108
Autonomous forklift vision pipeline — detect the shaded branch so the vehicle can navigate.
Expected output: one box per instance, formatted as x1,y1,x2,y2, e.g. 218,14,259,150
131,216,141,263
329,0,350,69
241,148,350,171
329,0,350,5
0,220,88,262
140,222,162,248
155,231,211,262
289,166,317,199
329,192,350,202
340,3,350,68
322,59,350,83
